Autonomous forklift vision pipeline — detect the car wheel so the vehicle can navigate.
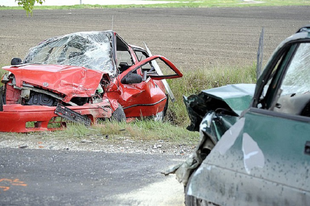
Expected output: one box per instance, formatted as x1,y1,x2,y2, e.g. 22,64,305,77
163,94,169,117
111,104,126,122
185,172,200,206
0,86,3,111
185,189,212,206
185,194,204,206
185,171,214,206
153,94,169,121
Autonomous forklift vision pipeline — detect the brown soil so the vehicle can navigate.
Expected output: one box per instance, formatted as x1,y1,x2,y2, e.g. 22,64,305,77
0,6,309,71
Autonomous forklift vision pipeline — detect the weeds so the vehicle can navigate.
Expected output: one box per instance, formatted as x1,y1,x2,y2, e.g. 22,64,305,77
53,120,198,144
0,70,7,86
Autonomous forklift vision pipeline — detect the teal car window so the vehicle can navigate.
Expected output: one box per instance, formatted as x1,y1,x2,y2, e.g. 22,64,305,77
257,49,288,110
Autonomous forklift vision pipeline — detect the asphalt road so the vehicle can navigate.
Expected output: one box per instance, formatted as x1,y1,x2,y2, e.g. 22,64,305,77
0,148,184,205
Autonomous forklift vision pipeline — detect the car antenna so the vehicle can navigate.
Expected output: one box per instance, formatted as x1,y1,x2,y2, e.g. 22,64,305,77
256,27,264,79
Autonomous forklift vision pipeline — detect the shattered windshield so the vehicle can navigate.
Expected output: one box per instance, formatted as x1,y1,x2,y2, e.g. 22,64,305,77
281,43,310,95
24,31,116,76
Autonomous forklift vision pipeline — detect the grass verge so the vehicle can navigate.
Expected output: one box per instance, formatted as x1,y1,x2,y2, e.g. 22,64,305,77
57,64,256,143
0,64,256,143
51,120,199,144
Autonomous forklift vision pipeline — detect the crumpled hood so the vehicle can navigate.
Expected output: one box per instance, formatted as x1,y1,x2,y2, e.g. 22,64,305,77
3,64,104,102
201,83,256,115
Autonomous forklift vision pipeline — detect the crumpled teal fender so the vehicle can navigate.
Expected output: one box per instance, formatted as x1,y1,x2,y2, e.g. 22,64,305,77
162,111,238,186
162,152,202,186
162,120,216,186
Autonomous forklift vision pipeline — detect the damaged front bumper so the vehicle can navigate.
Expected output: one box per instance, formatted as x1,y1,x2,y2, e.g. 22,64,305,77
0,101,112,132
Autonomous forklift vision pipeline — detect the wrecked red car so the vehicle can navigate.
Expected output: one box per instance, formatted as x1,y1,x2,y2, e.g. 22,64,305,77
0,31,182,132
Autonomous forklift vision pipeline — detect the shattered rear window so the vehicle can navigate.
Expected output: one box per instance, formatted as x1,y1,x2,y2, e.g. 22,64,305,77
24,31,116,76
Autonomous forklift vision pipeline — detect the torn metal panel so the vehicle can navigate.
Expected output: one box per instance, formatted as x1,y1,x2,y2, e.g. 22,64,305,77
184,83,255,132
55,104,92,126
164,116,243,186
201,84,255,115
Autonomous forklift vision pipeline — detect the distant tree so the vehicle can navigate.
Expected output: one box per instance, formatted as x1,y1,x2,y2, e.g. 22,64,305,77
16,0,45,15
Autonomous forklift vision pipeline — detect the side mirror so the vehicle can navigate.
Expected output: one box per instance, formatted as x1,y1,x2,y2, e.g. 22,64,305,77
121,73,143,84
11,58,22,66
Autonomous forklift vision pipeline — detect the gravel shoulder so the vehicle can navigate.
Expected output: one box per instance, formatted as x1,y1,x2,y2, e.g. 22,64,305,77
0,132,196,156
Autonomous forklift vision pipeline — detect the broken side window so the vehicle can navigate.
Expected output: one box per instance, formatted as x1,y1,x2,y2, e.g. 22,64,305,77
134,50,153,72
115,35,134,74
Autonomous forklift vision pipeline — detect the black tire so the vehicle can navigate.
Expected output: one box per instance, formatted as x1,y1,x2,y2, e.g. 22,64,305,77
163,94,169,117
185,171,198,206
185,187,210,206
153,94,169,121
185,170,211,206
0,86,3,111
111,104,126,122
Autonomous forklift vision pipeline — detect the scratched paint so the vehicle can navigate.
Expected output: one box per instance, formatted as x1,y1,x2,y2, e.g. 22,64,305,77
213,118,245,155
242,133,265,174
0,178,27,193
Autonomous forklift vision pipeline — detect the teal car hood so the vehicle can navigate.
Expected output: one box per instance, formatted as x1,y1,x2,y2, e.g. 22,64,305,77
201,83,256,115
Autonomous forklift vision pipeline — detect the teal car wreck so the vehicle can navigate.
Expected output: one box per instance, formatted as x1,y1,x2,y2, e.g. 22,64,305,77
165,25,310,205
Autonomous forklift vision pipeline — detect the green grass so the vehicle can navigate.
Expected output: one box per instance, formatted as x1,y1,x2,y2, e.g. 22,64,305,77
52,120,199,144
1,0,310,12
57,64,256,142
0,69,7,87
